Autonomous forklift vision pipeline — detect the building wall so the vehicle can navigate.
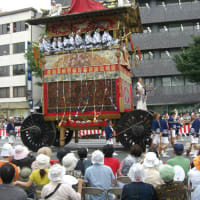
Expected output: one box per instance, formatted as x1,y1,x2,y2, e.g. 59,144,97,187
132,0,200,113
0,9,43,118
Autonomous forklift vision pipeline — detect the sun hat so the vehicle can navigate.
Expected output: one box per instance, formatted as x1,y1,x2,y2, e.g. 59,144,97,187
193,155,200,170
173,165,185,182
48,164,65,182
91,150,104,165
37,147,52,158
19,167,32,182
159,164,175,183
1,143,14,157
128,163,145,182
143,152,160,168
36,154,50,169
14,145,29,160
62,153,78,171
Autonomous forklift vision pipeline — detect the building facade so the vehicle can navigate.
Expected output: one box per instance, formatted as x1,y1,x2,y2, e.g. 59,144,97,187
132,0,200,113
54,0,200,114
0,8,43,118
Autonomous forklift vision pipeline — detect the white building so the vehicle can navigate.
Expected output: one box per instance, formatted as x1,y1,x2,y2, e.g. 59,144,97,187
0,8,43,118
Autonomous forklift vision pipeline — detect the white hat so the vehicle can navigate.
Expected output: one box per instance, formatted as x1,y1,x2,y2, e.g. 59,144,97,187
14,145,29,160
143,152,160,168
91,150,104,165
173,165,185,182
48,164,65,182
36,154,50,169
1,143,14,157
128,163,145,182
62,153,78,171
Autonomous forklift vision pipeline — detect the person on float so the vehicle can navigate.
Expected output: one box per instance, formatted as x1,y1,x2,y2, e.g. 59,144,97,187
57,37,63,51
93,27,102,47
68,32,75,50
51,37,59,52
136,78,147,110
187,113,200,157
39,38,44,52
49,0,62,16
105,119,114,145
159,113,170,157
75,30,85,49
168,112,176,146
85,30,94,48
102,29,119,47
151,112,161,150
43,35,51,52
63,36,70,50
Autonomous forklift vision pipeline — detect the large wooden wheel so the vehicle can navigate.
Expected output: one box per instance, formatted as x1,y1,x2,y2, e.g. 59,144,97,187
20,113,56,152
53,128,73,147
116,110,153,150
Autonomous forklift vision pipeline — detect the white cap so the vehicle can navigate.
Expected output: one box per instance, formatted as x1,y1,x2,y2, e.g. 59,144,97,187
48,164,65,182
1,143,14,157
128,163,145,182
173,165,185,182
91,150,104,165
143,152,160,168
62,153,78,171
36,154,50,169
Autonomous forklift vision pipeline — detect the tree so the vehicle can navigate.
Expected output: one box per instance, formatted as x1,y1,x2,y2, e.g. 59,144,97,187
24,42,45,86
173,36,200,83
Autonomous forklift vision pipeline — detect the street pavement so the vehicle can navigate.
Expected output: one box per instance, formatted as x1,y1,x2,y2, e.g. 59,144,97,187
0,135,194,163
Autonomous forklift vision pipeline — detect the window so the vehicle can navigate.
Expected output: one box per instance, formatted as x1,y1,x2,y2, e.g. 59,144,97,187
13,42,25,54
0,24,10,35
154,77,162,87
13,21,27,32
162,77,172,87
144,78,154,88
0,87,10,98
171,76,184,86
160,50,171,59
166,0,179,4
185,78,196,86
143,51,154,60
159,25,168,32
0,45,9,56
168,24,181,32
0,66,9,77
13,86,25,97
13,64,25,75
181,22,194,31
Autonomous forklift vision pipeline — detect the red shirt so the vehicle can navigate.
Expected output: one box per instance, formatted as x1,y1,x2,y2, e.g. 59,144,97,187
104,157,120,177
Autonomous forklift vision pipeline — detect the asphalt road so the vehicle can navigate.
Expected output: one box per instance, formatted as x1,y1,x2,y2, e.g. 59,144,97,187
0,135,194,163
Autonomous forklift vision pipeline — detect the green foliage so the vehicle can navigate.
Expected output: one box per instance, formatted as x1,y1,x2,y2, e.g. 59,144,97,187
24,42,44,86
173,36,200,83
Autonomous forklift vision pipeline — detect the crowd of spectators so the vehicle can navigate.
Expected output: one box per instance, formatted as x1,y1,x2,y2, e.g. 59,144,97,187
0,142,199,200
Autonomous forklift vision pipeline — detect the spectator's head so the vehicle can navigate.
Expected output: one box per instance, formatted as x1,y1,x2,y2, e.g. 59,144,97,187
48,164,65,183
138,77,142,83
0,163,15,184
57,147,71,163
103,145,114,157
128,163,145,182
193,155,200,171
163,112,168,119
0,143,14,160
106,119,112,126
143,152,159,168
192,113,197,120
91,150,104,165
62,153,78,171
77,148,88,160
170,112,176,118
153,112,160,120
173,143,184,156
37,147,52,158
19,167,32,182
8,116,14,123
130,144,142,158
13,145,29,160
159,164,175,183
36,154,50,170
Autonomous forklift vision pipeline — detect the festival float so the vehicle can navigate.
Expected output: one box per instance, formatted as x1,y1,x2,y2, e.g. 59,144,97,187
21,0,153,151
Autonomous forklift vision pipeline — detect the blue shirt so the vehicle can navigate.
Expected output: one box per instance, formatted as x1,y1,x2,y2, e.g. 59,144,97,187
176,122,182,134
105,125,113,140
168,116,176,130
152,119,160,134
190,118,200,137
84,164,115,200
160,119,168,137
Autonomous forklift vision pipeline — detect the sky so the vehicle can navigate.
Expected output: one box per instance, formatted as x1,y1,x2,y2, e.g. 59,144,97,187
0,0,51,12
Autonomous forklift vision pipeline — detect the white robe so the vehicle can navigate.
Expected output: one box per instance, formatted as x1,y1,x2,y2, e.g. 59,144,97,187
136,82,147,110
